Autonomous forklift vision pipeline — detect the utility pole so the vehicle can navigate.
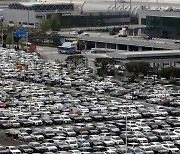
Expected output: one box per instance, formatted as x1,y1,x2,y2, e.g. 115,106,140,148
1,28,3,45
115,0,117,10
129,0,132,24
130,0,132,15
12,31,14,49
123,0,125,11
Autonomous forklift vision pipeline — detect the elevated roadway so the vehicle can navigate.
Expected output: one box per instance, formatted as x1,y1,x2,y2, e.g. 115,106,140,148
60,32,180,51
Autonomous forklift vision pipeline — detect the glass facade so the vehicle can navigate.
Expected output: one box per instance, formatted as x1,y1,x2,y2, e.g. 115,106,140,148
146,16,180,39
59,12,130,28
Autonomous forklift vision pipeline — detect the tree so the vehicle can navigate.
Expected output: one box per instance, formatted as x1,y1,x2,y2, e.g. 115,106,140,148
94,57,116,76
6,33,13,48
18,38,26,50
125,61,150,76
159,67,180,80
41,17,50,32
65,55,87,68
50,15,60,31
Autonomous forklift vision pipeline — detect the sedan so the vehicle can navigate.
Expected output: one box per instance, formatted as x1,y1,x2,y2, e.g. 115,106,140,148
42,143,57,152
18,144,33,153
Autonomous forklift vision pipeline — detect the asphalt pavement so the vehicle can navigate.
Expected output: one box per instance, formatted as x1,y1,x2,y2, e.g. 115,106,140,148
36,46,96,68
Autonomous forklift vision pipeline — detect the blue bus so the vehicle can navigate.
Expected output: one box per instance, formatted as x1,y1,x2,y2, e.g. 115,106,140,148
57,46,76,54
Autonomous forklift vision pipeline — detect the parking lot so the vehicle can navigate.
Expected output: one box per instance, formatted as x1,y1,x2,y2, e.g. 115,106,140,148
0,47,180,153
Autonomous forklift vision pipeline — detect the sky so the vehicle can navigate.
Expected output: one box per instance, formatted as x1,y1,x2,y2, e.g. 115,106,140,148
44,0,180,4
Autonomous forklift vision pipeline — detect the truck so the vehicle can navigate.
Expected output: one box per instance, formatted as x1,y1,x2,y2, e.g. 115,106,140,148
118,28,128,37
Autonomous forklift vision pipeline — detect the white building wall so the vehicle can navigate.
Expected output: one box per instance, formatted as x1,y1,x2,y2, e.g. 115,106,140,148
3,9,37,28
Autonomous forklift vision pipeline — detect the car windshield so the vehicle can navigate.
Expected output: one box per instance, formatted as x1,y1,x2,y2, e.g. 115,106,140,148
0,147,6,150
45,131,53,133
134,148,142,152
161,132,168,135
9,147,17,150
33,132,41,135
46,143,54,146
21,146,29,149
69,141,76,144
34,144,42,147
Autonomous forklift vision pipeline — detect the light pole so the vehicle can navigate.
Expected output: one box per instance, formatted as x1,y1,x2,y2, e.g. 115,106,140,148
1,28,3,45
12,31,14,48
125,105,128,154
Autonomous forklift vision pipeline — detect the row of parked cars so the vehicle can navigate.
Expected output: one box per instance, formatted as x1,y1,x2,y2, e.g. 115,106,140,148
1,47,180,153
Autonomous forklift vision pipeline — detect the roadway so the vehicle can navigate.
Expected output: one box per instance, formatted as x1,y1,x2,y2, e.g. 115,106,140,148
59,32,180,50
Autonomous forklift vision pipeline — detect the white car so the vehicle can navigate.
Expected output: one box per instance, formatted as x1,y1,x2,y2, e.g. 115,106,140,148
60,115,72,123
70,31,78,35
136,122,151,131
101,137,115,146
162,144,179,153
42,143,57,152
124,94,137,100
6,146,21,154
111,136,124,145
173,129,180,137
30,132,44,141
66,139,78,149
28,117,43,126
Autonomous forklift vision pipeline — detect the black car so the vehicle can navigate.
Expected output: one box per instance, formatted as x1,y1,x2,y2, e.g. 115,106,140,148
166,119,180,127
88,139,104,147
41,130,55,139
69,114,84,123
146,121,159,129
55,141,70,151
18,119,32,127
152,146,169,154
143,132,159,142
29,142,48,153
50,116,63,124
41,117,53,125
0,120,11,128
18,144,33,153
152,130,171,141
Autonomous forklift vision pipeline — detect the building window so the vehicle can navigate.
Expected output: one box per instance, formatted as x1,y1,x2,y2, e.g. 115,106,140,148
141,18,146,25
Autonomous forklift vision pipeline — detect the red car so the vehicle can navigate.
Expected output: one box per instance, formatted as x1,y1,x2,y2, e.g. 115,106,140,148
0,103,7,108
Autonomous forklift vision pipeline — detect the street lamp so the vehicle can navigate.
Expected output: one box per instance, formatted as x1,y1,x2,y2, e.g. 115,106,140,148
125,106,128,154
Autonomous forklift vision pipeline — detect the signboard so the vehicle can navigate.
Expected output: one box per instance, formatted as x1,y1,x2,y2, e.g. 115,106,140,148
15,29,28,38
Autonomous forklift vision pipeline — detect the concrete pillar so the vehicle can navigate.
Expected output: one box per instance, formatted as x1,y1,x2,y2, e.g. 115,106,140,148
84,42,87,51
95,42,97,48
162,63,165,68
138,46,142,51
116,44,118,50
174,62,176,67
133,29,135,36
170,62,173,67
127,45,130,51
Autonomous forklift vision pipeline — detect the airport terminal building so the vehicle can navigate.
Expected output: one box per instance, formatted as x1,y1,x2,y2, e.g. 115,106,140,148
139,10,180,39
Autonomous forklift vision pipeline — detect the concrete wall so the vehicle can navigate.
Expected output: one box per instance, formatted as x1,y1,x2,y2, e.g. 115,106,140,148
3,9,37,28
